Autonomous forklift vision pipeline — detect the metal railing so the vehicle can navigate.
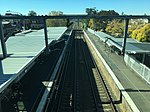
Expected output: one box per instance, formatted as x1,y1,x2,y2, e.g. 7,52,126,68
124,54,150,84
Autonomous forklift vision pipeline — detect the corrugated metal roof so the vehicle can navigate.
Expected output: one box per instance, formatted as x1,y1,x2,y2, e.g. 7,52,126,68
94,31,150,54
0,27,67,93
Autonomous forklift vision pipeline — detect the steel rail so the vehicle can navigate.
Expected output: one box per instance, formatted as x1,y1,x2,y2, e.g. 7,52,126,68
44,52,67,112
79,34,100,112
51,50,69,111
40,38,70,111
93,59,117,112
44,34,73,112
83,34,117,111
44,47,68,112
73,32,77,112
56,34,73,112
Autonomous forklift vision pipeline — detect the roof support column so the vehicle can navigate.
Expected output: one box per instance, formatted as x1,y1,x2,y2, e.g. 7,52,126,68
0,19,7,58
122,19,129,55
0,100,2,112
78,19,80,30
43,18,49,55
142,54,146,64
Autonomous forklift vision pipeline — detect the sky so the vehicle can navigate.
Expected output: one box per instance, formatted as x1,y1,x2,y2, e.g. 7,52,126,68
0,0,150,15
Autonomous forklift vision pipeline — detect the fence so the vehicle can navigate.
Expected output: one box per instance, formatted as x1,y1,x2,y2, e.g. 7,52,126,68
124,53,150,84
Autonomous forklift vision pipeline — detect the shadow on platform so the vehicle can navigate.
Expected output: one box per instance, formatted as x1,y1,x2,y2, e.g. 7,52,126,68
0,61,3,74
121,88,150,92
9,56,34,58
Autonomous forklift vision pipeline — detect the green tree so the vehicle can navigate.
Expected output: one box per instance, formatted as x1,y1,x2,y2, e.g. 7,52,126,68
49,11,63,16
46,11,67,27
96,10,119,31
131,29,139,39
81,19,88,29
97,10,119,16
28,10,37,16
137,24,150,41
86,7,97,15
85,8,119,31
88,19,94,29
130,24,150,42
106,19,124,37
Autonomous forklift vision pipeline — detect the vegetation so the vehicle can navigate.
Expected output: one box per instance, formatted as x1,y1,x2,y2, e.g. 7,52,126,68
85,8,150,42
105,19,124,37
129,24,150,42
27,9,150,42
28,10,37,16
106,19,150,42
46,11,67,27
85,8,119,31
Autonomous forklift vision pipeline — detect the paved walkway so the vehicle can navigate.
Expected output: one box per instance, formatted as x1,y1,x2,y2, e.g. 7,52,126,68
86,31,150,112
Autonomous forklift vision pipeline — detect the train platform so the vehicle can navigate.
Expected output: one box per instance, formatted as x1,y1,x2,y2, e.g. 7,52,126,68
0,27,67,93
85,30,150,112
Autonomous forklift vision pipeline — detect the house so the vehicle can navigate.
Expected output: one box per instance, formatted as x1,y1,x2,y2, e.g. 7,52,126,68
30,19,43,30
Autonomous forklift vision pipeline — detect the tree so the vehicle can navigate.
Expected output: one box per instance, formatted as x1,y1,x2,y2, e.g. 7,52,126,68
96,10,119,31
28,10,37,16
48,11,63,16
136,24,150,42
130,24,150,42
86,7,97,15
106,19,124,37
85,8,120,31
88,19,94,29
97,10,119,16
46,11,67,27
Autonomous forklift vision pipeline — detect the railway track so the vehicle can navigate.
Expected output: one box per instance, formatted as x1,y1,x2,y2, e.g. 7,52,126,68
74,31,116,112
44,30,75,112
47,30,117,112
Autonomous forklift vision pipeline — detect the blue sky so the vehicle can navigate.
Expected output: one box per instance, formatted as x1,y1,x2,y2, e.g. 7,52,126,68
0,0,150,15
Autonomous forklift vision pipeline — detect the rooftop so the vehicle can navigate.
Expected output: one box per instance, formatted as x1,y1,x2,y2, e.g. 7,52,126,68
88,29,150,54
0,27,67,93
